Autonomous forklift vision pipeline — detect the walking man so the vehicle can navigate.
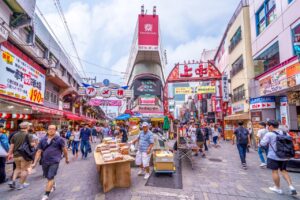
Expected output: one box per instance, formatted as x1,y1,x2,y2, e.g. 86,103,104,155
195,123,206,157
260,120,297,195
130,122,154,180
232,121,251,169
257,122,268,167
80,124,92,159
7,122,34,189
32,125,69,200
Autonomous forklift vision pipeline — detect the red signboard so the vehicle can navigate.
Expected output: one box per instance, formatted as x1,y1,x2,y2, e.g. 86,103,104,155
138,15,159,46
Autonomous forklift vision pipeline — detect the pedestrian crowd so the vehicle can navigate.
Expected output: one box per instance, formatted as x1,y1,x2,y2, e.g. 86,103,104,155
0,121,128,200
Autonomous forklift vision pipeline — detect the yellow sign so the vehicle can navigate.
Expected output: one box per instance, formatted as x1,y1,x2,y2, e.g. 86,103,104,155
196,86,216,94
175,87,193,94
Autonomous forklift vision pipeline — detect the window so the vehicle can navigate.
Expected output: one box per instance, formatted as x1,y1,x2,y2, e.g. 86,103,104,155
229,27,242,53
256,0,276,35
254,42,280,76
60,65,65,76
233,85,245,102
67,73,71,84
45,90,50,102
231,55,243,77
292,23,300,56
288,0,294,4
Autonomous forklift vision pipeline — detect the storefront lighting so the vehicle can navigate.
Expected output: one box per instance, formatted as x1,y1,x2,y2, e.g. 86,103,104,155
7,105,14,109
24,108,29,111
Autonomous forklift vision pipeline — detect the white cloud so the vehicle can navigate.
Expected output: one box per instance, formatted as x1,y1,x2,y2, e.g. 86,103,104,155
37,0,240,81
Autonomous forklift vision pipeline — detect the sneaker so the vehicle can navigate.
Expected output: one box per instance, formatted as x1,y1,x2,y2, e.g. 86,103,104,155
41,195,49,200
51,182,56,192
144,173,150,180
138,169,144,176
260,163,267,167
9,181,15,189
269,186,283,194
289,185,297,195
16,184,25,190
23,182,30,188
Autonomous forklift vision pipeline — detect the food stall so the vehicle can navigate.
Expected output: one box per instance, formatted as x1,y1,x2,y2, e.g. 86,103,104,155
94,137,134,192
224,113,250,140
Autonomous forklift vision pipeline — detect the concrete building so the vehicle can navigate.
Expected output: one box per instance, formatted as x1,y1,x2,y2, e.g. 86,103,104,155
125,6,166,118
249,0,300,129
214,0,254,139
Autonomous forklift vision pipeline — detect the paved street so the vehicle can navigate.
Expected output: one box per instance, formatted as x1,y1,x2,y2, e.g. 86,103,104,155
1,141,300,200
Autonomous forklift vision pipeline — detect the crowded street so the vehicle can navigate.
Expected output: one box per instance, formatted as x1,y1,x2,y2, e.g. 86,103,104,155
1,0,300,200
1,140,300,200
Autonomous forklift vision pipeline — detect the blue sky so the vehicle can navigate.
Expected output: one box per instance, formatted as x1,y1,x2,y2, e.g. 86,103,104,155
37,0,240,87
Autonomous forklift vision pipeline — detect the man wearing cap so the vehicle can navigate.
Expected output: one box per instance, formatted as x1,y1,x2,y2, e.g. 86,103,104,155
131,122,154,180
260,120,297,195
7,122,34,189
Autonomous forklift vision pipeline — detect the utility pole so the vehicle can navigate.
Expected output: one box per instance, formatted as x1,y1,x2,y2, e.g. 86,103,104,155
82,76,97,84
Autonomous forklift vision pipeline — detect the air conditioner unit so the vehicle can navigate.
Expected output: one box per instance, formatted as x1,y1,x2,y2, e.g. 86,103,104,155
46,69,55,78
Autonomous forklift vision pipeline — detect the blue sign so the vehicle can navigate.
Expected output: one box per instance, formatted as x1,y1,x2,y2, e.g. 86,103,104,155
250,96,275,105
279,96,288,103
103,79,110,86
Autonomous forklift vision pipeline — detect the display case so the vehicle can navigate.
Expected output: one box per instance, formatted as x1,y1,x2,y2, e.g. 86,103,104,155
289,130,300,159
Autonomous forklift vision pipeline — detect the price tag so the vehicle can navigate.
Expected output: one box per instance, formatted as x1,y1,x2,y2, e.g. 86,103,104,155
29,88,43,103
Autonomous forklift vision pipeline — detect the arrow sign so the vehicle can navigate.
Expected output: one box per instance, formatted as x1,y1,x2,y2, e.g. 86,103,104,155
267,103,271,107
262,103,266,107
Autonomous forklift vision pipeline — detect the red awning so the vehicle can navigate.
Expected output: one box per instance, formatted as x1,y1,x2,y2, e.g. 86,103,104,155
32,105,63,116
64,112,82,121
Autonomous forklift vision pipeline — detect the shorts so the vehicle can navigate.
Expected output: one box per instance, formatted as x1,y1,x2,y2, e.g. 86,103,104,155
42,163,59,180
14,156,31,171
135,151,150,167
197,142,204,149
267,158,288,171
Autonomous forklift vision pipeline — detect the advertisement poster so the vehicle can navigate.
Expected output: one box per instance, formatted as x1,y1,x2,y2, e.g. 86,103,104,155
140,97,156,105
0,43,45,104
280,96,288,126
88,99,122,107
232,103,244,113
259,68,287,96
138,15,159,49
196,86,216,94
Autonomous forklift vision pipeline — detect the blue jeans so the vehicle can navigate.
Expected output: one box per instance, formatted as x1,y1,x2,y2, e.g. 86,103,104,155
80,140,90,158
237,144,247,164
72,141,80,155
258,146,268,164
213,136,218,145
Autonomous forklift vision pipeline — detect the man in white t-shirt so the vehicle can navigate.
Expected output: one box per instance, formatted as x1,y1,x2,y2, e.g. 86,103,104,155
256,122,268,167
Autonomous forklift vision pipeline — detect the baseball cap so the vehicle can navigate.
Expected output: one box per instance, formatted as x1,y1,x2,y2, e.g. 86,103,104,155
142,122,149,127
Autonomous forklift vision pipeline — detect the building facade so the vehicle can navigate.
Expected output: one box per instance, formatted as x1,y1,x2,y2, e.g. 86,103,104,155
249,0,300,130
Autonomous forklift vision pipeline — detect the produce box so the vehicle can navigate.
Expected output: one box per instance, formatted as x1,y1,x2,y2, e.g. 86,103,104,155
154,150,174,163
154,162,175,171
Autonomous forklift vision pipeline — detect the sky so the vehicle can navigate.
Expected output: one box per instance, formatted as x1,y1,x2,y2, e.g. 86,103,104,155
36,0,240,86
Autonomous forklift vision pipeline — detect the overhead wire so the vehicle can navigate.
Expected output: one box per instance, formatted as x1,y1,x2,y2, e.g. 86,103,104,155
53,0,87,77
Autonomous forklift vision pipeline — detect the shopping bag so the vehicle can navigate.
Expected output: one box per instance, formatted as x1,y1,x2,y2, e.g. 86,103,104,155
0,143,8,157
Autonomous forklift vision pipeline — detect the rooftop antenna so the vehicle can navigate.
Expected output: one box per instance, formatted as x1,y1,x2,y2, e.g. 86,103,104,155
153,6,156,15
141,5,144,15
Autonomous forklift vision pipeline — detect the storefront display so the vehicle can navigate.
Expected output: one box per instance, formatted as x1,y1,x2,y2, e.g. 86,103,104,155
288,130,300,159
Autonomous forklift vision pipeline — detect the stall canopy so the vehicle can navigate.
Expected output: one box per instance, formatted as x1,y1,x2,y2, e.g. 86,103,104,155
64,112,82,121
115,114,131,121
224,113,250,121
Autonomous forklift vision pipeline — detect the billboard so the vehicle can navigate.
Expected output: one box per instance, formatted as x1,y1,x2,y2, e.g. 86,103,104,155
138,15,159,49
133,79,162,99
88,99,122,107
0,42,46,105
175,87,192,95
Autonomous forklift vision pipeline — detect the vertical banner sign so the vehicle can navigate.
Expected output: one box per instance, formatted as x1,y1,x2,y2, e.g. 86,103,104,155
280,96,288,126
211,96,216,112
222,75,229,102
0,42,46,104
138,15,159,50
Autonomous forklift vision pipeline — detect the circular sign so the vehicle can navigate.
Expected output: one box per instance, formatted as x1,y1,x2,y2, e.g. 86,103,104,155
86,86,97,97
103,79,110,87
116,88,125,99
100,87,112,98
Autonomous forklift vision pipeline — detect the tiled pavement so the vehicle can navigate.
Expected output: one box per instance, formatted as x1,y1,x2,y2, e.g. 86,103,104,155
1,140,300,200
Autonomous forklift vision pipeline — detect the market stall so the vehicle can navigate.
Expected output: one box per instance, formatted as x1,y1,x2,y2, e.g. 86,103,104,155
94,138,134,192
224,113,250,140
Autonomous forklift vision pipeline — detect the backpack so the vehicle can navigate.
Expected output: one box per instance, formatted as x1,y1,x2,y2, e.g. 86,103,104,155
236,127,248,145
271,131,295,159
17,134,36,161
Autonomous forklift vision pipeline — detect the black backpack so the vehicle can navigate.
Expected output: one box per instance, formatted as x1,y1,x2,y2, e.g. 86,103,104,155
236,127,248,145
272,131,295,159
17,134,36,161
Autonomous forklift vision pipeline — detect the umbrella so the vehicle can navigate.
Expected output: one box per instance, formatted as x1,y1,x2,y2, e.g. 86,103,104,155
115,114,131,121
163,116,170,130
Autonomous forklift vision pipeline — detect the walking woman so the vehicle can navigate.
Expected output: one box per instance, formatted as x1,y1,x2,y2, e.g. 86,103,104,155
212,125,220,147
72,126,81,159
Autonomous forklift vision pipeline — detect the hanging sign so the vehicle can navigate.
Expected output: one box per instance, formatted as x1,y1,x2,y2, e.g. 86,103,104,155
86,86,97,97
280,96,288,126
88,99,122,106
175,87,193,94
196,86,216,94
100,87,112,98
115,88,125,99
222,75,229,101
0,43,46,104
